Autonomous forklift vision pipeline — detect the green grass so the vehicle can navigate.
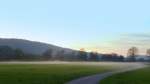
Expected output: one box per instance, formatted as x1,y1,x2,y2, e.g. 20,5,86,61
100,67,150,84
0,63,114,84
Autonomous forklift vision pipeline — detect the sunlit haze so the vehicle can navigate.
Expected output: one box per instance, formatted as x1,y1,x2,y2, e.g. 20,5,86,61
1,0,150,55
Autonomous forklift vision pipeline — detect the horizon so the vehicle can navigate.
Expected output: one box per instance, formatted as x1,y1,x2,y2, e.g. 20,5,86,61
0,37,148,56
1,0,150,55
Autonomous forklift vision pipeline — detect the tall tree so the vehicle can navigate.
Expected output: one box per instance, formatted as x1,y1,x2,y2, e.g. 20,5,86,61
146,49,150,56
78,48,87,61
89,52,99,61
127,47,138,61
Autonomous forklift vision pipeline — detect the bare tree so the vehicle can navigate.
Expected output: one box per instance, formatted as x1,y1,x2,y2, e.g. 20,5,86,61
127,47,138,56
127,47,138,61
146,49,150,56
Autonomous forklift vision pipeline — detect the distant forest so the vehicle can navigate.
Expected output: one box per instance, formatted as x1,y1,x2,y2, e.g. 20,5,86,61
0,46,150,62
0,45,124,61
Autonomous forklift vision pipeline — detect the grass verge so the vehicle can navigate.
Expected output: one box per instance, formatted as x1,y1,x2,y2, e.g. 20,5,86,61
100,66,150,84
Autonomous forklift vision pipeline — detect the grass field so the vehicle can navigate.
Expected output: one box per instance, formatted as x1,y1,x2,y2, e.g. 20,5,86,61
100,66,150,84
0,62,117,84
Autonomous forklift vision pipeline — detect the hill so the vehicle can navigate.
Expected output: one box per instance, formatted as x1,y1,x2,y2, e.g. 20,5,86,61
0,38,73,55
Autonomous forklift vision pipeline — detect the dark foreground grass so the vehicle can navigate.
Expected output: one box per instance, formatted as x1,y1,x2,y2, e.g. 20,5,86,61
0,63,113,84
100,67,150,84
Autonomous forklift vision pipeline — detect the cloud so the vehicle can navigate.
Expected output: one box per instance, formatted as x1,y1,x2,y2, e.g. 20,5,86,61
111,33,150,55
128,33,150,38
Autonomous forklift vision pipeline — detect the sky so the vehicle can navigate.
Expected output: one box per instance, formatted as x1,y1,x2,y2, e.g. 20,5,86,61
0,0,150,55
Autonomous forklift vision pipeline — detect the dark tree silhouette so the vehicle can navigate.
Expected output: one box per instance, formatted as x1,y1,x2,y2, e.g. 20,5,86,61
14,49,25,59
0,46,15,60
43,48,53,60
146,49,150,56
127,47,138,61
56,50,65,60
89,52,99,61
78,51,87,61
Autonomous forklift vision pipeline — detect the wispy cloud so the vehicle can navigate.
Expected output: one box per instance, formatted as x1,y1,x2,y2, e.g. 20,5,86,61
114,33,150,44
111,33,150,55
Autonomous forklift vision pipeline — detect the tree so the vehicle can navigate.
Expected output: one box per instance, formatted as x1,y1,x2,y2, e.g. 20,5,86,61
77,48,87,61
0,46,15,60
43,48,53,60
118,55,124,62
56,50,65,60
146,49,150,56
127,47,138,61
78,51,87,61
89,52,99,61
14,49,25,59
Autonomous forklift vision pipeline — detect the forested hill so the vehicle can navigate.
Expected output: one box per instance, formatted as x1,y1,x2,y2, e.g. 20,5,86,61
0,38,73,55
0,38,125,61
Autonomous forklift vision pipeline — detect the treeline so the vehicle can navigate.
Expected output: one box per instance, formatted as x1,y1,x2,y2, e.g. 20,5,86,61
42,49,125,62
0,46,40,61
126,47,150,62
0,46,125,61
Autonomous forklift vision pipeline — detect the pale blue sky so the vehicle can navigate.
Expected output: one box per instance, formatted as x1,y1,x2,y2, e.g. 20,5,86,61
0,0,150,55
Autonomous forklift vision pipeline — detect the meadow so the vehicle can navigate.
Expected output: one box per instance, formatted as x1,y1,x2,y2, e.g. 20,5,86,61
100,66,150,84
0,62,119,84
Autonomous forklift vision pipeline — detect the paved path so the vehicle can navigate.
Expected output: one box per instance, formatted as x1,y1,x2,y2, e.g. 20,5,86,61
66,63,147,84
